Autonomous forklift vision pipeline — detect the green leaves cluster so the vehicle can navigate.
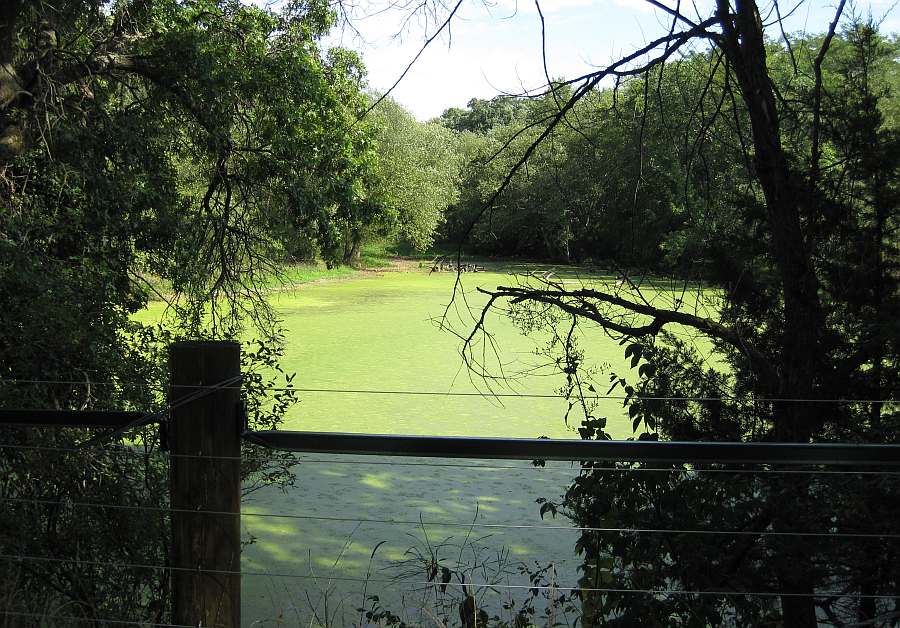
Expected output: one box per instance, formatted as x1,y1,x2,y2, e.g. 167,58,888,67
479,20,900,626
368,97,462,251
438,86,690,266
0,0,385,622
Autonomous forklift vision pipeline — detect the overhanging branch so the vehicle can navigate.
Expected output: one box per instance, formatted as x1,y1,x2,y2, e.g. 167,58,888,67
475,283,779,387
444,14,723,322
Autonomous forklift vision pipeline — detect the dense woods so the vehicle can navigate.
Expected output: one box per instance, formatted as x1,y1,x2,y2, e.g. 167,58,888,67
1,0,898,625
453,13,900,628
0,0,354,620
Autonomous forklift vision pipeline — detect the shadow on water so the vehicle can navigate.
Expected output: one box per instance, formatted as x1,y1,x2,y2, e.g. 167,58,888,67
241,456,583,626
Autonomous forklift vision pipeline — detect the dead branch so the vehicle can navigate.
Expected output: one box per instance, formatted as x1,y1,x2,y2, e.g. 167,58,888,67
471,283,779,388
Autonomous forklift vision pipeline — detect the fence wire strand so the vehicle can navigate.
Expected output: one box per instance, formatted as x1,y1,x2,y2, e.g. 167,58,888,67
0,553,897,600
2,496,897,539
2,377,897,404
1,441,899,476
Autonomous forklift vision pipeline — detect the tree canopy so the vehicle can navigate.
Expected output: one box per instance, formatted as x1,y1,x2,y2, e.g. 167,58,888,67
443,8,899,626
1,0,898,624
368,95,462,252
0,0,375,620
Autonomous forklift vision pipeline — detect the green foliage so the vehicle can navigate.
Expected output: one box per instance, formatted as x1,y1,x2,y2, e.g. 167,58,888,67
0,0,380,622
439,96,529,134
489,20,900,626
439,83,689,265
0,323,174,624
369,97,463,251
355,240,398,268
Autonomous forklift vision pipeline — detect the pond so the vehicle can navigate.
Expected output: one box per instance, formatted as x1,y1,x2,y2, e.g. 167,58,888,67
269,269,644,438
142,266,715,625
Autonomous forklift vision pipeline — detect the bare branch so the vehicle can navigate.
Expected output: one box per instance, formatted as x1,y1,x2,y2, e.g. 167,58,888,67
810,0,847,183
772,0,799,75
474,13,721,225
443,14,721,324
644,0,700,29
474,283,778,387
355,0,465,123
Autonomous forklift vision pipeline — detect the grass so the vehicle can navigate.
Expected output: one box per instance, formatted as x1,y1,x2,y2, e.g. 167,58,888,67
355,241,400,269
133,272,173,302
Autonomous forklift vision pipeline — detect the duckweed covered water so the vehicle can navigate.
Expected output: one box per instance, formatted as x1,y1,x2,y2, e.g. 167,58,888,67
141,267,717,625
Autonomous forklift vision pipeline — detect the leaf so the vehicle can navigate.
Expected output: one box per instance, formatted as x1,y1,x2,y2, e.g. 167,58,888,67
539,501,558,519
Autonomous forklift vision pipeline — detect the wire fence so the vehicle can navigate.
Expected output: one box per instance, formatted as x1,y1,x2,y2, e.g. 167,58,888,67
3,552,900,600
0,612,197,628
2,377,900,626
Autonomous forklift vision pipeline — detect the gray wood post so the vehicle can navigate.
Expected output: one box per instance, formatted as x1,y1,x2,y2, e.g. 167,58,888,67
169,341,241,627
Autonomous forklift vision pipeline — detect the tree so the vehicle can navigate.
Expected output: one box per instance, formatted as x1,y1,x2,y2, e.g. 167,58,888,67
370,96,462,251
438,4,899,626
439,96,528,134
440,82,689,265
0,0,374,621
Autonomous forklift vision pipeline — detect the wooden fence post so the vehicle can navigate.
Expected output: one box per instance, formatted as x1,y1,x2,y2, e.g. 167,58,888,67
169,341,242,628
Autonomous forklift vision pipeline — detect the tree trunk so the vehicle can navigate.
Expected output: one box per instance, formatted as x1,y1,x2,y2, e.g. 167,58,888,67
780,585,818,628
343,233,362,265
718,0,824,424
716,1,826,623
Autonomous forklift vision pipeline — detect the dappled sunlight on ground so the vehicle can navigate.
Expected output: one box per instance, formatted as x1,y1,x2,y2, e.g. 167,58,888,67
359,472,394,491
